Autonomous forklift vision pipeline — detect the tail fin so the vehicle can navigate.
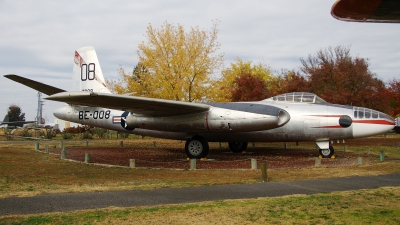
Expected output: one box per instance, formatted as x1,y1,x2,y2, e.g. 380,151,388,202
73,46,111,93
2,115,9,123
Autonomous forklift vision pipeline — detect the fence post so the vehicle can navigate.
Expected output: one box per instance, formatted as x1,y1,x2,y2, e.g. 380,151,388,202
380,151,385,162
45,145,49,153
357,157,362,165
260,161,267,182
190,159,196,170
251,158,257,169
120,141,124,147
85,153,91,163
343,145,347,153
315,157,321,167
153,141,157,148
61,148,66,159
35,143,39,151
284,142,288,149
130,159,136,168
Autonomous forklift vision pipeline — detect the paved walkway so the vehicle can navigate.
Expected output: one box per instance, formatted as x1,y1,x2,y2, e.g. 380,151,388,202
1,173,399,216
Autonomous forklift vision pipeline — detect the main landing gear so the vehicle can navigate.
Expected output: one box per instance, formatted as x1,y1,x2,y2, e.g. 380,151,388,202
228,142,248,153
185,136,209,159
184,137,249,158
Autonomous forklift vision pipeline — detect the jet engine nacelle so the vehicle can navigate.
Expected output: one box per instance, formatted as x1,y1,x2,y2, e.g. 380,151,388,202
125,107,290,133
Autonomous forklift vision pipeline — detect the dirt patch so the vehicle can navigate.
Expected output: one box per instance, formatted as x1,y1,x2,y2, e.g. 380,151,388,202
44,140,374,169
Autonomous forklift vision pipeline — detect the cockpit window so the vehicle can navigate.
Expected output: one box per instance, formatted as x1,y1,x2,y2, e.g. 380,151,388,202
358,109,364,118
268,92,326,104
354,107,392,120
365,109,371,118
379,112,393,121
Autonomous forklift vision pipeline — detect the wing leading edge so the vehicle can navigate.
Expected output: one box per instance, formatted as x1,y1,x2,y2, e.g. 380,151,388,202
4,74,66,95
46,91,211,117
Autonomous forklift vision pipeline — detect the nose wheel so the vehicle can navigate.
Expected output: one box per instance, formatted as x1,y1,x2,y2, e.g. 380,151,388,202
319,145,335,158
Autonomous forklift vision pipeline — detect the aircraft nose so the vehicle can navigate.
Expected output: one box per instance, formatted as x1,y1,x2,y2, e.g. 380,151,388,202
352,108,395,138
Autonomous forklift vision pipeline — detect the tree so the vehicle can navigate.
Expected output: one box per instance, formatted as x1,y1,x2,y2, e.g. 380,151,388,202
273,69,310,95
300,46,390,113
231,73,268,101
211,58,274,102
111,21,224,102
388,78,400,117
7,104,25,122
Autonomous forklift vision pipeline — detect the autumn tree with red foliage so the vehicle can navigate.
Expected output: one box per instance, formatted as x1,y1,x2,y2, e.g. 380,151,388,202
299,46,390,114
274,70,310,95
231,73,268,101
388,79,400,117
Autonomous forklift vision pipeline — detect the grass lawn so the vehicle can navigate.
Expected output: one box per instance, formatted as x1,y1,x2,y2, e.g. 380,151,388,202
0,135,399,224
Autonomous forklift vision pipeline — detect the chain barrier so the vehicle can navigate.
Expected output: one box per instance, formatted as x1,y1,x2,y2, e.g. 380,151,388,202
2,140,376,169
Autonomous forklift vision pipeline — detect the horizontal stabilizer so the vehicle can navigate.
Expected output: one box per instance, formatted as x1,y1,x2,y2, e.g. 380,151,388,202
46,91,211,117
4,74,66,95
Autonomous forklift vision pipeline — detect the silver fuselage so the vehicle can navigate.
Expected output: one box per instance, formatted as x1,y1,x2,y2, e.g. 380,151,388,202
54,97,395,143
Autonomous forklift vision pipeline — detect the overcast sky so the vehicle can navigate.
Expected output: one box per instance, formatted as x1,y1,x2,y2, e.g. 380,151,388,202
1,0,399,122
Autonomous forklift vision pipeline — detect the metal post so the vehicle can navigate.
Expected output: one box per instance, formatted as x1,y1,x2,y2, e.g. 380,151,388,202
380,151,385,162
344,145,347,153
35,143,39,151
45,145,49,153
284,142,288,149
153,141,156,148
120,141,124,147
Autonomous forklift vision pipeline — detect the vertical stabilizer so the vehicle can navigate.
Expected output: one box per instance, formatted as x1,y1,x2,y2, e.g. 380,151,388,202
73,46,111,93
2,115,9,123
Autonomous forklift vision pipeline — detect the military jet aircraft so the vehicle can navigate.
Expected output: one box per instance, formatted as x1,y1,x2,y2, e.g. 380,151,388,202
0,115,34,128
4,46,396,158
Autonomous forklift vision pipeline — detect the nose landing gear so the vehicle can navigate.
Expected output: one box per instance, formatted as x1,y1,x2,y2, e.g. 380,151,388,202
319,145,335,158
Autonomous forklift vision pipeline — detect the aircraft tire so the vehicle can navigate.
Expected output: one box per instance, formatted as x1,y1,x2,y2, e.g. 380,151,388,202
319,145,334,158
228,142,248,153
185,136,209,159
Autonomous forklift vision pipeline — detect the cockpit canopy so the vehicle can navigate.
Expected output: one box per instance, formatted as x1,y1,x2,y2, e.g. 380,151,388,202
265,92,326,104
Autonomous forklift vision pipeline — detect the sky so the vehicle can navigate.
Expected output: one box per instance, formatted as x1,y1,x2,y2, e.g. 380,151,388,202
1,0,399,123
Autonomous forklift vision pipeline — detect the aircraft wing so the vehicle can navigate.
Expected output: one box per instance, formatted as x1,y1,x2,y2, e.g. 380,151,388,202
1,121,35,125
331,0,400,23
46,92,211,116
4,74,66,95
